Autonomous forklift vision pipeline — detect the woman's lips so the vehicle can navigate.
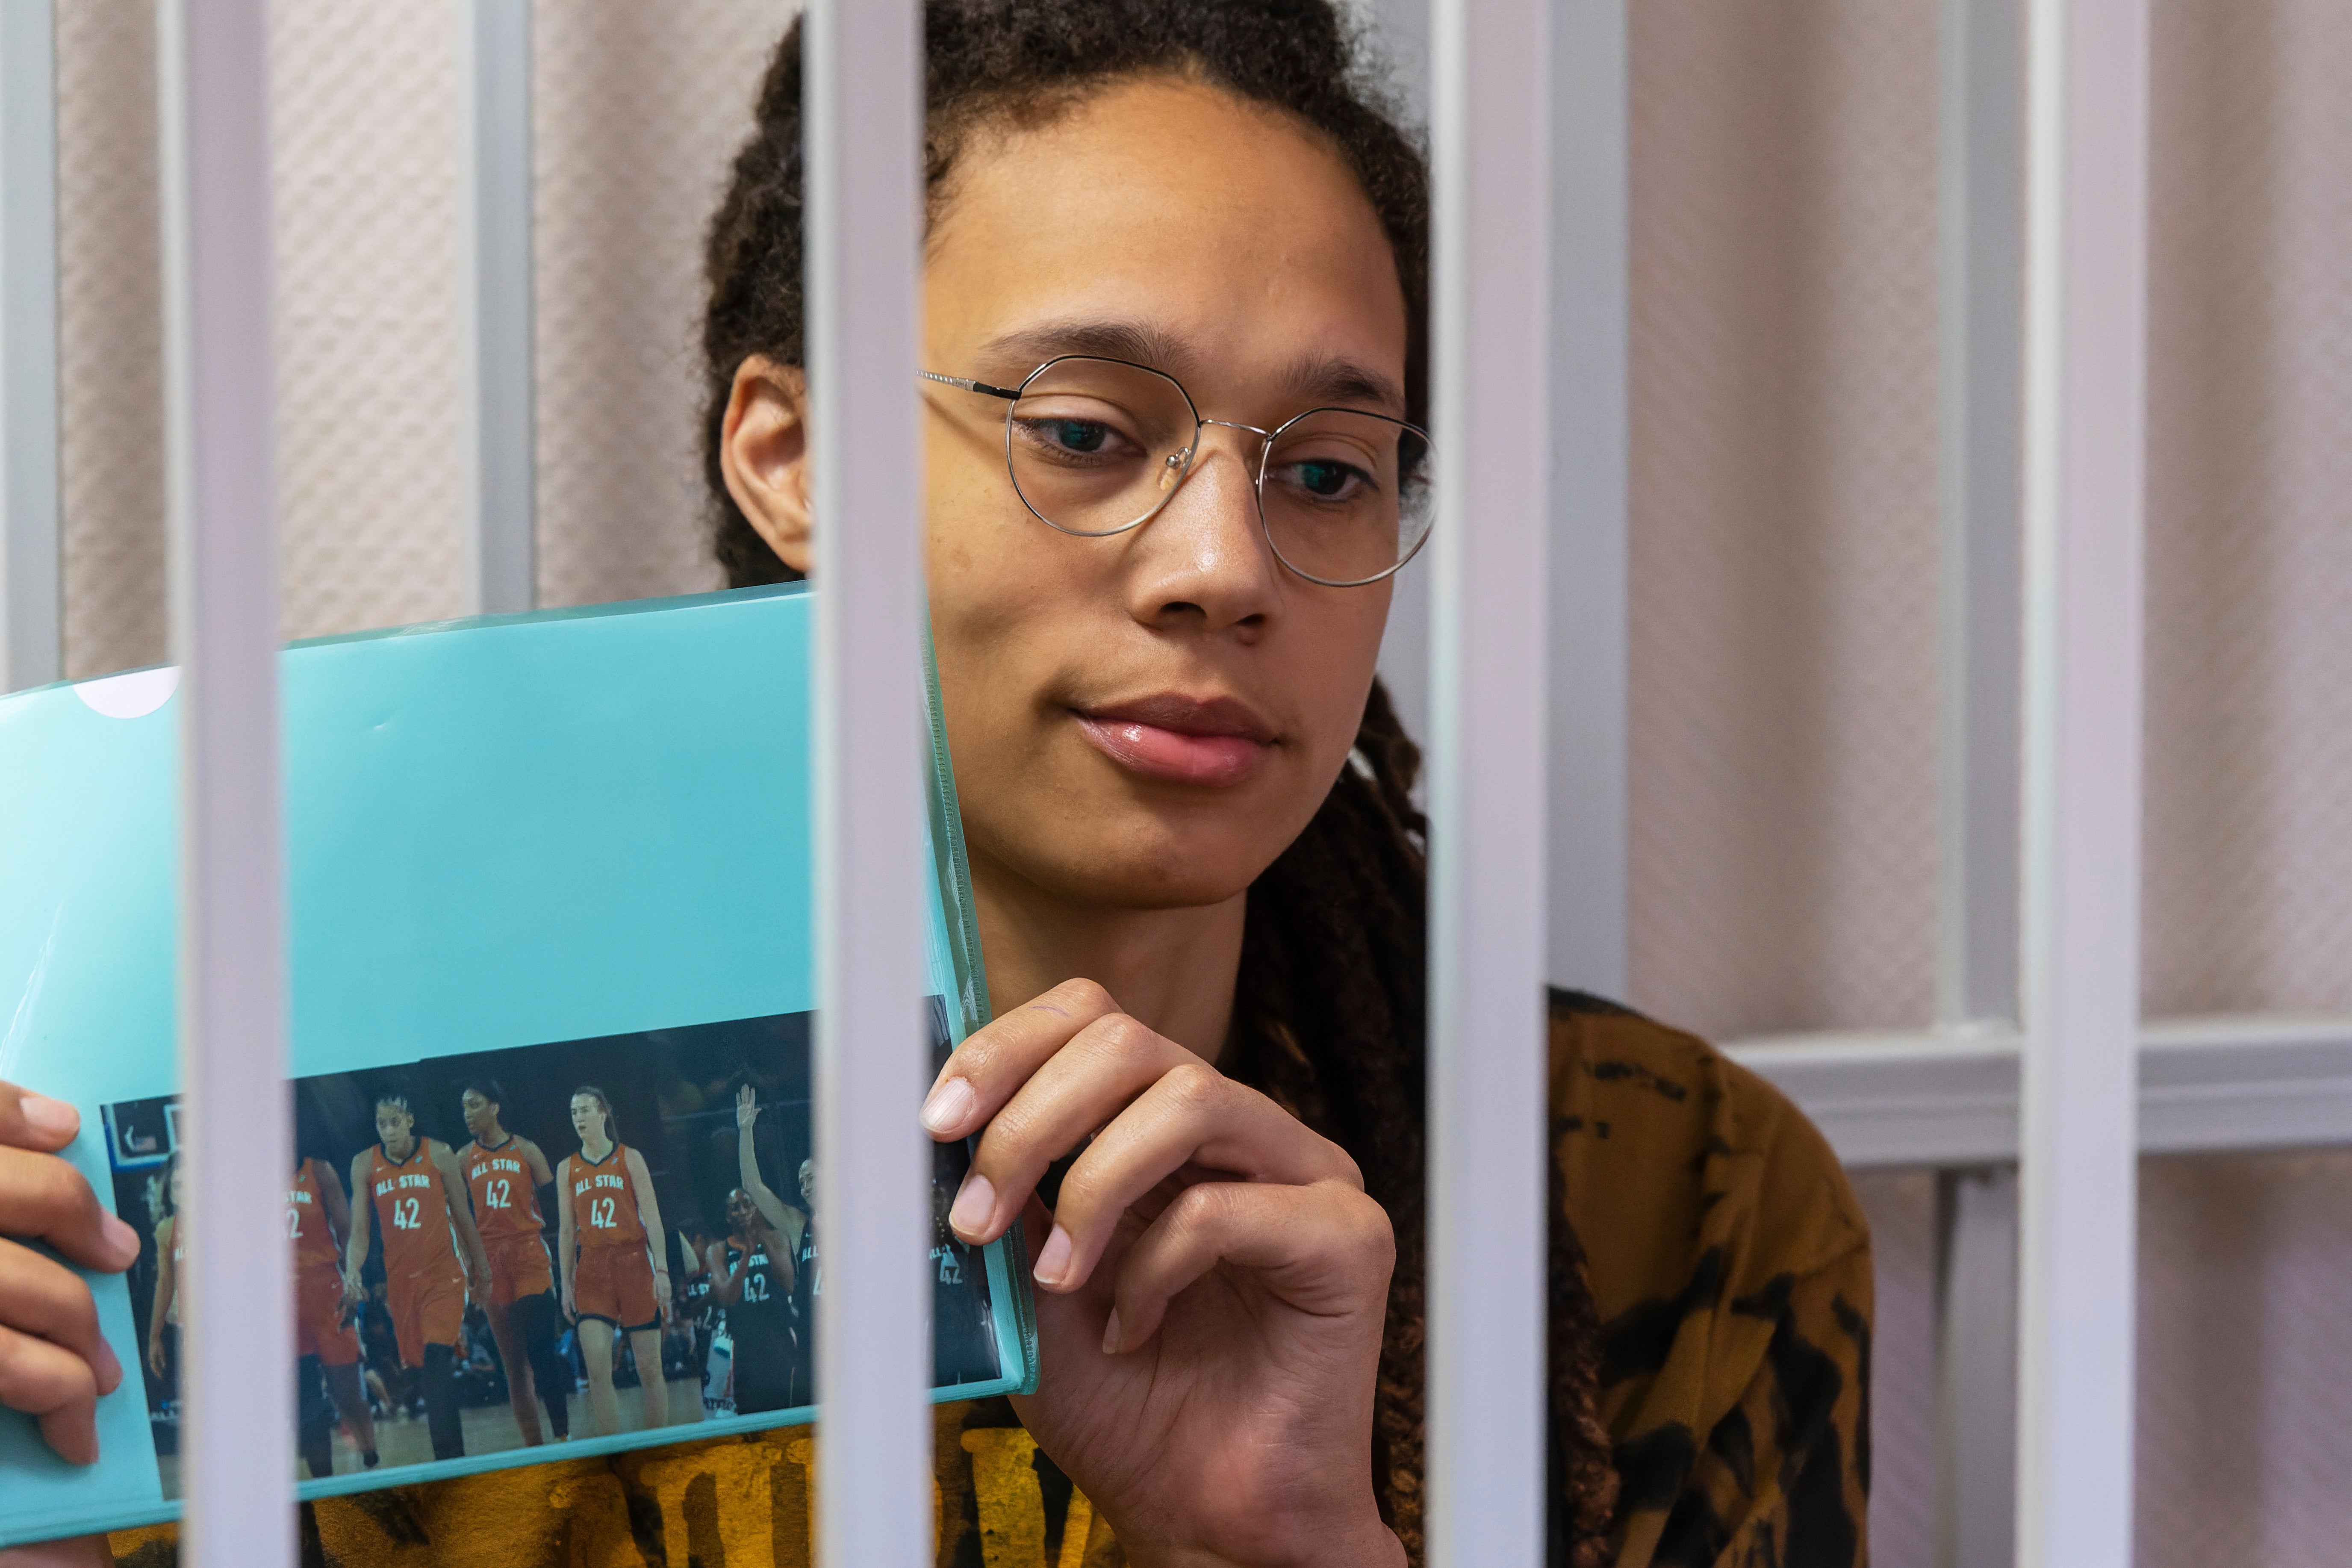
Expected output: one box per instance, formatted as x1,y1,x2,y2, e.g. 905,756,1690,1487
1073,697,1277,787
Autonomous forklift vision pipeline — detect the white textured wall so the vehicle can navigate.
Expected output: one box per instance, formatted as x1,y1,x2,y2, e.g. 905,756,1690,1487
2132,9,2352,1558
2142,0,2352,1021
1618,5,2352,1565
531,2,774,610
56,0,165,681
268,1,468,641
2135,1150,2352,1568
54,1,772,675
1624,0,1945,1042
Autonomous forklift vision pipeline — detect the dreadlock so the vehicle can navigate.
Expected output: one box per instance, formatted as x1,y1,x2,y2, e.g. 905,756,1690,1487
700,4,1613,1561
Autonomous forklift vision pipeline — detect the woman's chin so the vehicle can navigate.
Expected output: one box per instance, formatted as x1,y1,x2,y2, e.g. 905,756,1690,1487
1064,835,1278,912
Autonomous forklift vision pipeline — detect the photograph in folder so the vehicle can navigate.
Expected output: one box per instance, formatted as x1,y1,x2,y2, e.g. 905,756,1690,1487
100,1004,1002,1494
0,585,1035,1545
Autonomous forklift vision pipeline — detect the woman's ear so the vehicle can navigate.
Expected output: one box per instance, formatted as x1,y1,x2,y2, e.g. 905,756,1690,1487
720,356,814,575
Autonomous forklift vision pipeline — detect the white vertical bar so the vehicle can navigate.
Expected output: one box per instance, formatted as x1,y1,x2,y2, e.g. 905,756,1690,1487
2016,2,2147,1565
1937,0,2026,1029
1546,0,1628,1000
804,0,928,1563
1933,1167,2019,1568
1427,0,1552,1562
158,0,291,1564
0,0,60,693
456,0,534,616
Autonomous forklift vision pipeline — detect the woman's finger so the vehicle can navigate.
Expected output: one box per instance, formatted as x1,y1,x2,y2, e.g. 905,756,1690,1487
0,1322,102,1466
919,978,1124,1140
0,1083,80,1155
1029,1067,1360,1293
946,1010,1200,1245
0,1531,116,1567
0,1148,139,1274
1099,1180,1393,1355
0,1238,121,1397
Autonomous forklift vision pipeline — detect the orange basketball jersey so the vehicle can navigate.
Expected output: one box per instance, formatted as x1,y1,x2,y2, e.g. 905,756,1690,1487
366,1139,457,1280
287,1159,341,1272
567,1145,645,1250
463,1138,544,1241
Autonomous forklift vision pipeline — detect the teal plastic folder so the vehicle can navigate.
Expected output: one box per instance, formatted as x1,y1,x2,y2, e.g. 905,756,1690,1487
0,584,1036,1546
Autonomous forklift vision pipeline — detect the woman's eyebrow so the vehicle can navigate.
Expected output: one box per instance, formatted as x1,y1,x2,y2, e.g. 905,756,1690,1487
1282,354,1406,414
973,322,1405,415
976,319,1197,378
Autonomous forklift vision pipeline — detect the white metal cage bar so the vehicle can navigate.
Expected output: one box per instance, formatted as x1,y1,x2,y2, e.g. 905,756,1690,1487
0,0,59,695
1426,0,1553,1561
158,0,294,1562
1933,2,2028,1557
803,0,931,1562
2016,0,2150,1563
1544,0,1630,1002
1934,1164,2019,1568
457,0,536,617
1936,0,2027,1035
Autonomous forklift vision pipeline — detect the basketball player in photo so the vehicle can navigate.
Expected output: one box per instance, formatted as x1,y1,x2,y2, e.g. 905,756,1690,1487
342,1093,494,1462
703,1084,806,1412
456,1079,572,1446
288,1153,377,1475
928,1144,997,1387
556,1085,671,1437
144,1153,184,1391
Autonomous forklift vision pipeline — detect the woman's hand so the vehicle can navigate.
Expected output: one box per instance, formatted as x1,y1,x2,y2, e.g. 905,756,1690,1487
921,980,1404,1568
144,1335,164,1381
736,1082,760,1131
0,1081,140,1465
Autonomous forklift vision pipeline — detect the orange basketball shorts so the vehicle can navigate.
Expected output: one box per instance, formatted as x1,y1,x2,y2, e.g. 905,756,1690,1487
483,1232,554,1309
292,1263,359,1367
572,1243,658,1332
388,1268,466,1367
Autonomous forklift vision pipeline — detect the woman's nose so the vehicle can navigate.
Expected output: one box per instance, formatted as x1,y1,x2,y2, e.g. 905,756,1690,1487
1124,430,1282,631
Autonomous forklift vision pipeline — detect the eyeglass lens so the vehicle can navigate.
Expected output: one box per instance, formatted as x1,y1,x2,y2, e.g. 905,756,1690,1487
1005,357,1434,587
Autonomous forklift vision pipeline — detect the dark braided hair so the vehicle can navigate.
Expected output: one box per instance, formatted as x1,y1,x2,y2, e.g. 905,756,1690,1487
699,4,1613,1561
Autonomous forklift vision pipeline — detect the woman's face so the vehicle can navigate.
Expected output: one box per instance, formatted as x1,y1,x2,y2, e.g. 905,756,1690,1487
461,1089,497,1137
570,1093,606,1144
916,80,1407,913
375,1103,414,1151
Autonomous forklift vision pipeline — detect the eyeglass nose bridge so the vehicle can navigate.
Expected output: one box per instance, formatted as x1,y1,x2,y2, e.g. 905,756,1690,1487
1164,417,1276,495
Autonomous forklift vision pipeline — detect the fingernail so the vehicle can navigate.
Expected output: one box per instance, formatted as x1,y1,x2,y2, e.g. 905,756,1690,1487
103,1212,138,1261
95,1336,123,1391
949,1173,995,1239
19,1093,75,1140
1100,1308,1122,1356
920,1077,976,1135
1033,1224,1072,1288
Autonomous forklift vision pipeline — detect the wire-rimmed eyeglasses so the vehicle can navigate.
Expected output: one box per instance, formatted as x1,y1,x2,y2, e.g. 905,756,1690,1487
919,354,1434,588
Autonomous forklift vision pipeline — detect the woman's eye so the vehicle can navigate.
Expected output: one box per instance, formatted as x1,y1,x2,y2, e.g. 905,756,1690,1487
1011,413,1141,462
1045,419,1111,454
1279,457,1373,502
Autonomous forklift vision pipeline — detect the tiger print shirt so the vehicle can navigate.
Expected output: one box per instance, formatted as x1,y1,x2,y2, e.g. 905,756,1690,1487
108,993,1869,1568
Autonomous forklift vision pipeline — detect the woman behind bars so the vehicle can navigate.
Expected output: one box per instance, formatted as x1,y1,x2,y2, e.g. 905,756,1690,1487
0,4,1868,1564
